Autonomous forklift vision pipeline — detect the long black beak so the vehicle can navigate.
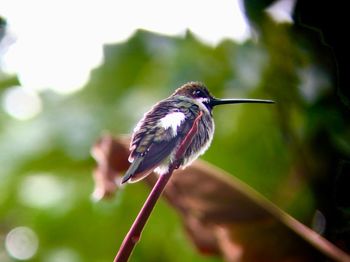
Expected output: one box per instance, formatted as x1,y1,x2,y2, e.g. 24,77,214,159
210,98,274,107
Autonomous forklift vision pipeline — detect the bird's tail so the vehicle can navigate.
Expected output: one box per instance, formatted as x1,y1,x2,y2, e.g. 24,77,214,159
121,157,154,184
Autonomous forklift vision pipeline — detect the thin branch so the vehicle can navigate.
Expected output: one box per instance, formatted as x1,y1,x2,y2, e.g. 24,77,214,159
114,110,203,262
114,166,175,262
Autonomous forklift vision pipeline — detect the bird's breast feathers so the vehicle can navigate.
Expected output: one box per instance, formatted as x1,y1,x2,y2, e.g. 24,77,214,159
158,111,186,136
128,97,204,162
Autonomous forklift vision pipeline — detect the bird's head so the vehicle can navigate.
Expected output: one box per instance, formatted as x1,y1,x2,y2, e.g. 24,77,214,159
173,82,213,108
173,82,274,110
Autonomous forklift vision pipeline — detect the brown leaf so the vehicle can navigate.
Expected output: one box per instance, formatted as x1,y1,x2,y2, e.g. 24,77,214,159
90,134,130,200
91,134,350,262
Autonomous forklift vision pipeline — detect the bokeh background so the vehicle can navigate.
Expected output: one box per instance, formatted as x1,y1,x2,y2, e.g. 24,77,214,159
0,0,349,261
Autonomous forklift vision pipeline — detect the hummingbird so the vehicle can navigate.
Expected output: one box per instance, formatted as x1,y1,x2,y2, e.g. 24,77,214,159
121,82,274,184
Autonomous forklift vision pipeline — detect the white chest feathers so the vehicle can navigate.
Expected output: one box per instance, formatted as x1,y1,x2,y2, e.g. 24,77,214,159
159,112,186,136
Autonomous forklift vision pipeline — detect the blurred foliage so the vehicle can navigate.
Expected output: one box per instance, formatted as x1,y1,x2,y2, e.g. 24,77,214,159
0,1,349,261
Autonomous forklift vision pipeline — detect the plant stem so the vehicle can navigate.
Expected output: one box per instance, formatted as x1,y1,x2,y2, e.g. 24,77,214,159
114,166,175,262
114,110,203,261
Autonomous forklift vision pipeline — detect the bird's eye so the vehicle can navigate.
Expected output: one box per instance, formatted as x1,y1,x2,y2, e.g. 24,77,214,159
192,90,204,97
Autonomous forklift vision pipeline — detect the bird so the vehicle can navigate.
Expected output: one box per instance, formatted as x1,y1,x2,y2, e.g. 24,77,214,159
121,81,274,184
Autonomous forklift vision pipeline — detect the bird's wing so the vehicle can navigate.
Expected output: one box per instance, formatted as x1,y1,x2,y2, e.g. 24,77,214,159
121,137,179,183
121,99,199,184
